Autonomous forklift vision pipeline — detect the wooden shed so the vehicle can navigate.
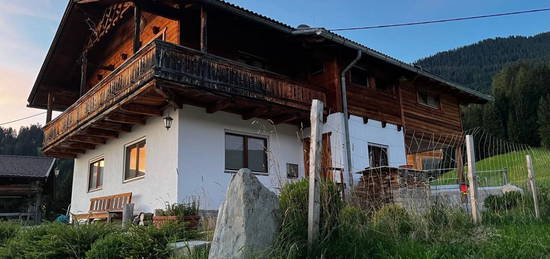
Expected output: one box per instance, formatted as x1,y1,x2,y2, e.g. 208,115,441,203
0,156,56,223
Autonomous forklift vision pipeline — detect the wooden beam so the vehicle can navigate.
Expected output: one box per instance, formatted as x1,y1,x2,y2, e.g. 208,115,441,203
381,121,387,128
200,6,207,52
86,128,119,138
362,117,368,124
80,51,88,96
139,1,181,20
70,135,107,145
242,106,270,120
63,142,96,150
92,121,132,132
207,100,231,114
133,2,142,53
46,91,53,123
106,113,147,125
273,114,300,125
57,147,86,154
153,87,183,108
121,104,162,116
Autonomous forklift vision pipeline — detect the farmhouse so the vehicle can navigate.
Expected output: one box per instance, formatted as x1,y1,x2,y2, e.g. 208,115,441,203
27,0,491,214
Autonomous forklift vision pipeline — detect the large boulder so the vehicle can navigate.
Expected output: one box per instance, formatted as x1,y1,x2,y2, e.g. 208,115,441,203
209,168,280,259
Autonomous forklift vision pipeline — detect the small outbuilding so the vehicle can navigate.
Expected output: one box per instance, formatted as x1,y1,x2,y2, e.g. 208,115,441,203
0,155,56,223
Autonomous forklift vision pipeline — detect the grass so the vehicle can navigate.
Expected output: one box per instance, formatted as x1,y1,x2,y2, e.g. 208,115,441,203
431,148,550,187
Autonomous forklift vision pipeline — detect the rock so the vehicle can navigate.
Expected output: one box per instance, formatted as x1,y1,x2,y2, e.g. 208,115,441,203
501,184,523,194
169,240,210,257
208,168,280,259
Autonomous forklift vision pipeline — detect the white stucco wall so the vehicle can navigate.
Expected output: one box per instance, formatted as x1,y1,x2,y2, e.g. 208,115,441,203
70,112,180,215
177,105,305,210
348,115,407,176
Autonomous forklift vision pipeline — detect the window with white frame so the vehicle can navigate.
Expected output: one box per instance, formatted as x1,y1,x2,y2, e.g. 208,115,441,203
89,158,104,191
124,139,146,180
368,143,389,168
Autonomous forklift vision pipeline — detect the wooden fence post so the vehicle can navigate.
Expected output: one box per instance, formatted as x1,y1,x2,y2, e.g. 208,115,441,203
122,203,135,227
308,99,323,251
526,154,540,218
465,135,481,224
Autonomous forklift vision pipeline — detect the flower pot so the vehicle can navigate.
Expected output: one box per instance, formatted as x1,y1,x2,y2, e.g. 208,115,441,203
152,215,178,228
183,215,201,230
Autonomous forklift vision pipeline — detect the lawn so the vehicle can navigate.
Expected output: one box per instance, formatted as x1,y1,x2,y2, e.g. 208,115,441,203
431,148,550,187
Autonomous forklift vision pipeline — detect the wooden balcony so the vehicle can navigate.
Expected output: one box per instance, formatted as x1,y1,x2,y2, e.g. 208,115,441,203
42,40,325,157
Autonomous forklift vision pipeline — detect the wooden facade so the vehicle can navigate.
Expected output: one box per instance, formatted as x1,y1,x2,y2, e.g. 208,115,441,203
27,0,490,158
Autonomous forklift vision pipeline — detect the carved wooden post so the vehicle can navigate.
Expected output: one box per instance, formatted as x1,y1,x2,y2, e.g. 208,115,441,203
200,6,207,52
133,2,142,53
46,91,53,123
80,51,87,96
526,154,540,218
465,135,481,224
308,99,323,251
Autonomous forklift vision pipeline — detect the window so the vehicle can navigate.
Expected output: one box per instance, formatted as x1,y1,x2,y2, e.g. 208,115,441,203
418,89,440,109
368,144,388,168
125,139,146,180
225,133,267,173
422,158,442,170
351,67,370,86
89,159,104,191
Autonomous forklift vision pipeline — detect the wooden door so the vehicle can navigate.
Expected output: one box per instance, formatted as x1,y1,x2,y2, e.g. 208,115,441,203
303,133,333,180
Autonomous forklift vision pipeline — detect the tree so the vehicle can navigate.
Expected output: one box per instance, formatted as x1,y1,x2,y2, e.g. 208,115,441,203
538,94,550,148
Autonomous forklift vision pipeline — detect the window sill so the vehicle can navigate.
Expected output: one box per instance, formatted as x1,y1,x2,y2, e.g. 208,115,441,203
88,187,103,193
123,176,145,183
224,170,268,176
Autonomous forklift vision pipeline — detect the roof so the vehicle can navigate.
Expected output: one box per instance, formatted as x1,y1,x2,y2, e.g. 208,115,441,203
0,155,56,178
27,0,492,109
199,0,492,103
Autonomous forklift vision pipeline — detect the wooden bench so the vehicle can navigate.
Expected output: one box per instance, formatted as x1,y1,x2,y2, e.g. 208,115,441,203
73,192,132,222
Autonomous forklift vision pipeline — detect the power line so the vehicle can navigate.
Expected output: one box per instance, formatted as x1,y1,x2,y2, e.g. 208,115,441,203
0,112,46,126
329,7,550,31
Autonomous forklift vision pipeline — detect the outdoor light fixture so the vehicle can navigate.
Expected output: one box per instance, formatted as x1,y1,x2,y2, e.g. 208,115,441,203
54,168,60,177
163,115,173,130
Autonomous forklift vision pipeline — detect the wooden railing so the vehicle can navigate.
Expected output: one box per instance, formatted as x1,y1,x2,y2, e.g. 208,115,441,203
43,40,325,149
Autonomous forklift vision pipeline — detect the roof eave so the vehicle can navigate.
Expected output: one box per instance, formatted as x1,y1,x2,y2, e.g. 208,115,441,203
292,28,493,103
27,1,74,109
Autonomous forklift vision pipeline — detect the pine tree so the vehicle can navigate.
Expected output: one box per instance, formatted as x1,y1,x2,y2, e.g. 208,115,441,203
538,94,550,148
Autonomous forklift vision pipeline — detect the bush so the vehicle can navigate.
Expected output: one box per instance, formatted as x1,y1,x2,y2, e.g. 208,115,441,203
484,191,523,212
0,222,20,246
272,179,343,258
0,222,116,258
372,205,412,238
328,206,377,258
86,232,129,259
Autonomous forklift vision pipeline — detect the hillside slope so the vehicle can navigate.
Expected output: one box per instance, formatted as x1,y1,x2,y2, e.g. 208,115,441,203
415,32,550,93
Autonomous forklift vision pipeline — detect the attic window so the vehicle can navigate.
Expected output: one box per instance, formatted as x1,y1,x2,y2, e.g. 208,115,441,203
350,67,369,86
418,89,440,109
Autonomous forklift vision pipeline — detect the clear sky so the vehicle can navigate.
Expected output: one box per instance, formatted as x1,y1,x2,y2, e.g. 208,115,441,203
0,0,549,130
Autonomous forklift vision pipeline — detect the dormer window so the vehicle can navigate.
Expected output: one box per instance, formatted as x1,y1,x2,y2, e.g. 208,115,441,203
418,89,440,109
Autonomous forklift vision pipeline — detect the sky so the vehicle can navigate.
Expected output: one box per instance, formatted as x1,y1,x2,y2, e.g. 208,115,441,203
0,0,549,130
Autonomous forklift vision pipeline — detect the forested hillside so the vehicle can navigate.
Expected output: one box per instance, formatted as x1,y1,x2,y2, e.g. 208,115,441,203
415,32,550,92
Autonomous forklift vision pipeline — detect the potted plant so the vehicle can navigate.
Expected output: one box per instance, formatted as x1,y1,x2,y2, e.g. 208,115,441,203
152,201,200,229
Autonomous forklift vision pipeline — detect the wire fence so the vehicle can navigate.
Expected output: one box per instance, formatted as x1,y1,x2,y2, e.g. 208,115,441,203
347,127,550,221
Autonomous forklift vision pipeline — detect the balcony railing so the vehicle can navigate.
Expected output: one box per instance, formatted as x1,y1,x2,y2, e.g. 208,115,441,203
43,40,325,150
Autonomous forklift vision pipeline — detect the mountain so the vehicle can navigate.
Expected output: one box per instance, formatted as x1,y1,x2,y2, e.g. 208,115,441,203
415,32,550,93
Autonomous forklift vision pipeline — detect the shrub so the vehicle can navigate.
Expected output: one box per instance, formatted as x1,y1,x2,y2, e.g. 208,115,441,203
372,205,412,238
0,222,116,258
484,191,523,212
156,201,199,219
272,179,343,258
0,222,20,246
86,232,129,259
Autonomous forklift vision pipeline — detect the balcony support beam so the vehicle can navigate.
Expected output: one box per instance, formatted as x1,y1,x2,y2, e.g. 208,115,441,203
80,51,88,96
200,6,207,52
106,113,147,125
273,113,301,125
121,104,163,117
86,128,119,139
133,2,142,53
92,121,132,133
70,135,107,145
242,106,271,120
207,100,231,114
46,91,53,123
